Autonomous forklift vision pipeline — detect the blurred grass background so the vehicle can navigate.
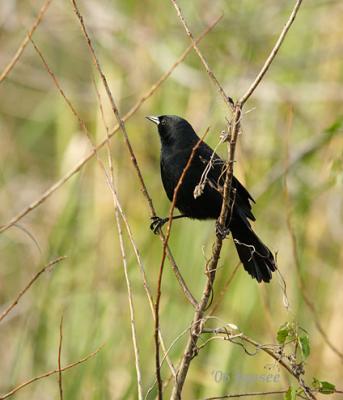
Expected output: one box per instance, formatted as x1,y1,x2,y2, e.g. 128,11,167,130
0,0,342,399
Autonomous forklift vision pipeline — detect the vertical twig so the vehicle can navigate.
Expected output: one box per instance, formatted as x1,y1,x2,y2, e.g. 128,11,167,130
71,0,152,211
115,208,144,400
71,0,198,308
58,315,64,400
96,77,144,400
30,35,176,383
154,130,209,398
0,15,222,275
32,30,145,395
169,0,233,112
169,0,304,397
239,0,303,105
171,104,242,400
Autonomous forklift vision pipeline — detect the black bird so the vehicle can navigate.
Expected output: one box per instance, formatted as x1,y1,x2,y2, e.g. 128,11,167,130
146,115,276,283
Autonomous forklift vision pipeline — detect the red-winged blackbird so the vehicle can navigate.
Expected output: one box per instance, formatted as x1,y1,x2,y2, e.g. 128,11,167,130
147,115,276,283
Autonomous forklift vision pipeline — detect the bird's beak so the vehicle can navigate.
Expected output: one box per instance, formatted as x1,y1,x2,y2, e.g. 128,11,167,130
146,115,160,125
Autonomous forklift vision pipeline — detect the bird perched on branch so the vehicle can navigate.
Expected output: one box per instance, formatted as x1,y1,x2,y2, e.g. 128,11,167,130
146,115,276,283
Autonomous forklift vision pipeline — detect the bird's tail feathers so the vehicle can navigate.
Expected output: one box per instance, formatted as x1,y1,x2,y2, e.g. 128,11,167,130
231,223,276,283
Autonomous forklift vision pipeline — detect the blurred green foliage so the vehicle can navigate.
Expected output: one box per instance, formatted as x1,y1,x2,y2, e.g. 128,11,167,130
0,0,342,399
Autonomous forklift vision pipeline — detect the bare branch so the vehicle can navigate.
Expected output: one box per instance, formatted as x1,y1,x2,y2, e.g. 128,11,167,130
114,208,144,400
0,345,104,400
0,0,52,84
31,33,146,394
58,315,64,400
99,80,178,379
169,1,306,397
0,256,66,323
71,0,156,210
31,34,177,381
202,328,318,400
169,0,234,111
0,15,220,235
170,103,242,400
154,129,210,398
96,77,145,398
209,261,240,315
203,390,289,399
239,0,303,105
0,14,222,309
236,335,316,400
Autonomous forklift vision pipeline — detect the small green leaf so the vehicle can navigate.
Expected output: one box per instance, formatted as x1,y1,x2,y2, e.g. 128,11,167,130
312,378,336,394
320,381,336,394
284,386,297,400
277,322,291,344
299,334,310,359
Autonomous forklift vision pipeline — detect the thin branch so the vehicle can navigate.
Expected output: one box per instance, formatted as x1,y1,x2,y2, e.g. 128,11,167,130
0,15,220,235
0,13,222,310
169,0,233,111
164,243,197,307
114,208,144,400
58,315,64,400
111,177,178,378
169,1,306,397
0,0,52,84
97,79,178,379
107,175,178,378
13,223,42,255
205,388,343,400
209,261,240,315
72,3,196,391
32,33,176,382
238,334,317,400
0,256,66,323
33,24,194,310
70,4,201,311
0,21,218,231
239,0,303,105
203,390,289,399
171,103,242,400
154,129,209,398
97,80,144,398
146,320,213,399
31,33,145,394
71,0,155,210
202,328,317,400
0,344,104,400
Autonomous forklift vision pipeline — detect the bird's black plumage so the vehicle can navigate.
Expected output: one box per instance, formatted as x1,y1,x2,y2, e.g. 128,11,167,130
147,114,276,283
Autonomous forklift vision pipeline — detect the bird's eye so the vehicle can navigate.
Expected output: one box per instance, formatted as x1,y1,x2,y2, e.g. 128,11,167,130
161,119,166,126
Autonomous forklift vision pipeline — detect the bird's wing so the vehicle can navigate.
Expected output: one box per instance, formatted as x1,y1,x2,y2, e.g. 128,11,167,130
197,143,256,222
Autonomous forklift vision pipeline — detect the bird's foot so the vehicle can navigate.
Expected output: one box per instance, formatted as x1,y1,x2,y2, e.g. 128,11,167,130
215,221,230,240
150,216,168,234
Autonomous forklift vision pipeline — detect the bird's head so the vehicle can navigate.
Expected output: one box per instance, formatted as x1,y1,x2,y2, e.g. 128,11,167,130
146,115,198,147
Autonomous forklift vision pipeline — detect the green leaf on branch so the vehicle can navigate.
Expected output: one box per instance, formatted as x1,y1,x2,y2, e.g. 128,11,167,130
277,322,294,344
298,334,310,359
312,378,336,394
